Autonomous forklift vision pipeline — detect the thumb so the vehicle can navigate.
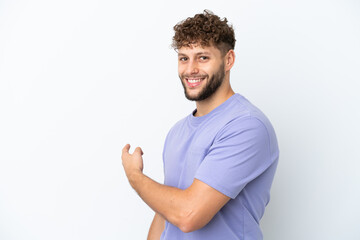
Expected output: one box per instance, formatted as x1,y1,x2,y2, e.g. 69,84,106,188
135,147,144,155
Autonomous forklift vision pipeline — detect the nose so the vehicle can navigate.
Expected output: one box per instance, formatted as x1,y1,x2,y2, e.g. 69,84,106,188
186,59,199,75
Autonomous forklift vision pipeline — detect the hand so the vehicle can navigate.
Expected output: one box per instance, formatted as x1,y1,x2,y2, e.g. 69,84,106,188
121,144,144,180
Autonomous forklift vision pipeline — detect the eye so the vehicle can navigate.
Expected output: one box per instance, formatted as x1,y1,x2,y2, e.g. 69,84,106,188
199,56,209,61
179,57,188,62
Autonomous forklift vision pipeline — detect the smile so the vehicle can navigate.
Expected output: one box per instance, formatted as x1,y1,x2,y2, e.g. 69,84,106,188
185,77,205,88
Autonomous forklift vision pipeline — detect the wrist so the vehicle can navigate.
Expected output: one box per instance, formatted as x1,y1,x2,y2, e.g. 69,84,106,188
127,170,143,189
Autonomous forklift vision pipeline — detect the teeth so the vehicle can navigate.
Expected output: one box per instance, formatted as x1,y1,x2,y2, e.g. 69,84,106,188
188,79,201,83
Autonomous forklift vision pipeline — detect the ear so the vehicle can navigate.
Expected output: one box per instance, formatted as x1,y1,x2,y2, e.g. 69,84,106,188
224,50,235,72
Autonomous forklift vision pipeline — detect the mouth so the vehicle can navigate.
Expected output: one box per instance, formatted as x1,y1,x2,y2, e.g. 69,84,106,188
185,77,206,88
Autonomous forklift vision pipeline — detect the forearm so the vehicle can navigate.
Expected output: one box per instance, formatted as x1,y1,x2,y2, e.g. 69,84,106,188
121,145,228,233
128,171,194,232
147,213,165,240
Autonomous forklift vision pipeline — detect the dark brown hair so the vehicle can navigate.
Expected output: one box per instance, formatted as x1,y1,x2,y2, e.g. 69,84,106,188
172,10,236,55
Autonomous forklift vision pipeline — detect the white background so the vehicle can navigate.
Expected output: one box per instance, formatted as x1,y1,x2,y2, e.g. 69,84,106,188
1,0,359,239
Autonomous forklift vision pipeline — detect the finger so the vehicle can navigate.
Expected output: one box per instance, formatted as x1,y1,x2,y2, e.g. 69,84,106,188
122,144,131,154
135,147,144,155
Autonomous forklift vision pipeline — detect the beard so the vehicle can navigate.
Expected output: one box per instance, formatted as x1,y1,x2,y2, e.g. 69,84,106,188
179,62,225,101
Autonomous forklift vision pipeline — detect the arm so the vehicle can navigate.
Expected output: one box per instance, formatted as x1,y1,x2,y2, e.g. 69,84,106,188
122,144,230,233
147,213,165,240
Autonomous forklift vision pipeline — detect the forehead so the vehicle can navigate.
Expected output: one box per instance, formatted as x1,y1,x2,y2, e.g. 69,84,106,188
177,44,221,56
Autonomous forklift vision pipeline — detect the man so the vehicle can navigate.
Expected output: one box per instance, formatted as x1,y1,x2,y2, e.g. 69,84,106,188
122,10,279,240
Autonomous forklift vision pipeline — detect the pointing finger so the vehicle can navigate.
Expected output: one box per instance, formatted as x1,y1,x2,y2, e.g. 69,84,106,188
122,144,131,154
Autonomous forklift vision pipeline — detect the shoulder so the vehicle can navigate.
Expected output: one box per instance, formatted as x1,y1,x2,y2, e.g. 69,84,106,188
217,94,274,135
163,113,191,146
167,114,188,134
215,116,270,146
215,95,279,155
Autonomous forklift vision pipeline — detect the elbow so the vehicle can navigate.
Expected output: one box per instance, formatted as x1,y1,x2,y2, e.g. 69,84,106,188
175,211,204,233
178,219,197,233
178,220,194,233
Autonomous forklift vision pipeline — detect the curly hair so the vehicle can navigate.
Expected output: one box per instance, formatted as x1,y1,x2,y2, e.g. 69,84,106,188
172,10,236,55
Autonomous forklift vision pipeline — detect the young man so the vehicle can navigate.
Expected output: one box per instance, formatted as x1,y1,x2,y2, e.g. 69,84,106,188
122,10,279,240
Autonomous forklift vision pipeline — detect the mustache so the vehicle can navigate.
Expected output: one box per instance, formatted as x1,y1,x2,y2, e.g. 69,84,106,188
179,74,208,79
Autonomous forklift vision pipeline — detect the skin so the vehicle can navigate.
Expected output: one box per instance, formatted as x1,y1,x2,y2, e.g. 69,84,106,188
147,213,165,240
178,44,235,116
178,49,225,102
122,43,236,238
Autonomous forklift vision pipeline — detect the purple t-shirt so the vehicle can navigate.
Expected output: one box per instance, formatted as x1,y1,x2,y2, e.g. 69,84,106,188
160,93,279,240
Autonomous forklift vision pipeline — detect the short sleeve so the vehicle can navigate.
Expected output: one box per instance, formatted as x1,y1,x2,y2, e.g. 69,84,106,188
194,117,273,199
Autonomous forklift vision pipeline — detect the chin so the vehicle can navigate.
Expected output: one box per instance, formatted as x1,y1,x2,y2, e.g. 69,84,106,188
185,90,203,101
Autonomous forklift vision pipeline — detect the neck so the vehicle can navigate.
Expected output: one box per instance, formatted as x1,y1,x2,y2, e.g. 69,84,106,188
194,76,235,117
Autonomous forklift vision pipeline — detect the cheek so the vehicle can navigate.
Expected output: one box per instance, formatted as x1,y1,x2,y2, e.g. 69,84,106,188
207,62,222,74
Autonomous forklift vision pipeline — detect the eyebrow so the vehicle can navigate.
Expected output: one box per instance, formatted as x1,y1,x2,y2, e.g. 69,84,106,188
195,52,211,55
178,52,212,56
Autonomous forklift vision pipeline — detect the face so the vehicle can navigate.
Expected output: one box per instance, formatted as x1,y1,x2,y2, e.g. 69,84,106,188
178,44,226,101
